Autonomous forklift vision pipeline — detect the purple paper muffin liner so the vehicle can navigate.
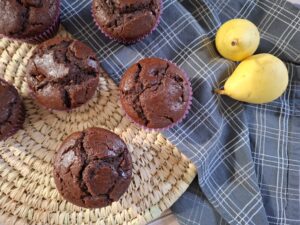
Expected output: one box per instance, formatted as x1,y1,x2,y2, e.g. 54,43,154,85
120,59,193,132
2,0,61,44
23,17,61,44
91,0,163,44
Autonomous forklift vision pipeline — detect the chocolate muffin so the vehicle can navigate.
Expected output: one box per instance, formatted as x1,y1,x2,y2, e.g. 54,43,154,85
92,0,161,43
0,0,60,43
0,79,25,141
54,127,132,208
120,58,192,130
27,37,100,111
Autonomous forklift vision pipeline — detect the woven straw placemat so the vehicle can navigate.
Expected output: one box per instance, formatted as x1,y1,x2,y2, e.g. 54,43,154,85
0,29,197,225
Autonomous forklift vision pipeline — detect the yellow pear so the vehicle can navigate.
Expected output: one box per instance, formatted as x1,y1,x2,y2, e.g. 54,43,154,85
216,19,260,61
216,53,289,104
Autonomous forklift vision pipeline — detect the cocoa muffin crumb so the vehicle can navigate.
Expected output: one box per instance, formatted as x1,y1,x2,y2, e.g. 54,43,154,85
0,79,25,141
54,127,132,208
120,58,191,129
0,0,59,39
92,0,161,43
27,37,100,111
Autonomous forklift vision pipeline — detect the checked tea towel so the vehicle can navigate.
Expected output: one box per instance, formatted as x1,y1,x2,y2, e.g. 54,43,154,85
61,0,300,224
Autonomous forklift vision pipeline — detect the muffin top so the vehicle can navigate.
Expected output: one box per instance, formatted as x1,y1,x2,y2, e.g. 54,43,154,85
0,79,25,141
120,58,191,129
0,0,59,38
27,37,100,110
54,127,132,208
92,0,161,42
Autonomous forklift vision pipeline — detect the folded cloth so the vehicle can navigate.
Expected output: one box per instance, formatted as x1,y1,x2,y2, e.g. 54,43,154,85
61,0,300,224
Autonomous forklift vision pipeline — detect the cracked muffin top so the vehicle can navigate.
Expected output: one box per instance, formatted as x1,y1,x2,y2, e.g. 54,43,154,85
54,127,132,208
120,58,191,129
92,0,161,43
0,0,59,38
0,79,25,141
26,37,100,111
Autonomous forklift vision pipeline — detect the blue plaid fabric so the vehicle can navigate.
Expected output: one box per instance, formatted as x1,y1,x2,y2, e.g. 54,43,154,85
61,0,300,224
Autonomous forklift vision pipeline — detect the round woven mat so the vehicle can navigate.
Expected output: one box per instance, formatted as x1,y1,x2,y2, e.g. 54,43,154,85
0,29,197,225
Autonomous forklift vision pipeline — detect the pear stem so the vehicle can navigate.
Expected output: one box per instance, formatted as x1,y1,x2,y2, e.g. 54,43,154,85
215,89,226,95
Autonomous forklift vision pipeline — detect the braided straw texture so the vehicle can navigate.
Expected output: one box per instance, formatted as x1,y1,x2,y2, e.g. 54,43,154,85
0,29,197,225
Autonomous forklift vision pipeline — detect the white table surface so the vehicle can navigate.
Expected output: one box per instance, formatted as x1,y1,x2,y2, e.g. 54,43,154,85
148,210,179,225
149,0,299,224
